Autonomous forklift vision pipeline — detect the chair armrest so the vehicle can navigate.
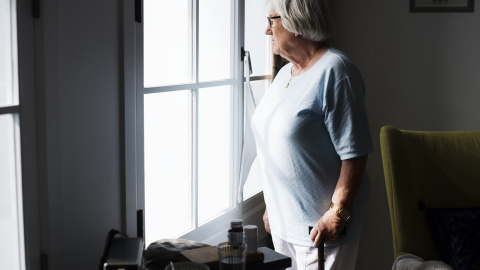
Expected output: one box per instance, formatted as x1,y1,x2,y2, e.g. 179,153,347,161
392,253,453,270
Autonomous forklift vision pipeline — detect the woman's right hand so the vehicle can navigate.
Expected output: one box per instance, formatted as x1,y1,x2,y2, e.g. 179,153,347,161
263,208,271,234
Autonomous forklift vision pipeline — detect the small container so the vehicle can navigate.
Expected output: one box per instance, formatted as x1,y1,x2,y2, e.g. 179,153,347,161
217,243,247,270
227,219,243,246
243,225,258,253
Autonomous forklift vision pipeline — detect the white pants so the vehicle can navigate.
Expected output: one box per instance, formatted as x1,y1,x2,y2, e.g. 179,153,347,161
272,234,360,270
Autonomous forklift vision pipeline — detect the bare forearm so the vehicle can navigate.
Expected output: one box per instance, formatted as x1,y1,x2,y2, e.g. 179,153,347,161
310,155,369,246
331,155,368,212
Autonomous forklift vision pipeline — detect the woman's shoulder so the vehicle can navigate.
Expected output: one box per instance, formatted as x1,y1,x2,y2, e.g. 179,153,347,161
277,61,293,74
321,47,362,78
323,48,354,68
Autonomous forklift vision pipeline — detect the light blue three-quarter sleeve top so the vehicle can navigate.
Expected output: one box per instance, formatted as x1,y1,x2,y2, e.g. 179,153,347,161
251,48,374,247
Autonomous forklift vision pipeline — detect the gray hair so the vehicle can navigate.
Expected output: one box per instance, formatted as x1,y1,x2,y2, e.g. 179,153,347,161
267,0,334,43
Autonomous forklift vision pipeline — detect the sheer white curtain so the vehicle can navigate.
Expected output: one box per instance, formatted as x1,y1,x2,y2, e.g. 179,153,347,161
238,51,257,202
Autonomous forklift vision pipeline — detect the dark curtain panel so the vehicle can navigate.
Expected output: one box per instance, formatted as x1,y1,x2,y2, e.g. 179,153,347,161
272,54,289,79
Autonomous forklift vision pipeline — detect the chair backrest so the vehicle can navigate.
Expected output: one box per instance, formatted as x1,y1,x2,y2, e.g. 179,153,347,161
380,125,480,260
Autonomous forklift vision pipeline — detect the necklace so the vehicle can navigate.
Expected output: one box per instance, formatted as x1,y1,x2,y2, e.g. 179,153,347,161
285,46,322,88
285,65,303,88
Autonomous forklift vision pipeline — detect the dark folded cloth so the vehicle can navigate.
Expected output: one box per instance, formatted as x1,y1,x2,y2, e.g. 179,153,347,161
144,239,211,268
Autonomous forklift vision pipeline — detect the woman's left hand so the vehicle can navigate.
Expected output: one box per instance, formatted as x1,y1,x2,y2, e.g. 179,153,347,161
309,210,346,247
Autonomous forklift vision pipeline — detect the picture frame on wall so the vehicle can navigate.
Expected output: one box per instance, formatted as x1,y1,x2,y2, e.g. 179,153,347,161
410,0,474,12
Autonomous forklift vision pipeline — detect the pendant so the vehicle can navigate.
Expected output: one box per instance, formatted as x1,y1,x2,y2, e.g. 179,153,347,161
285,82,289,88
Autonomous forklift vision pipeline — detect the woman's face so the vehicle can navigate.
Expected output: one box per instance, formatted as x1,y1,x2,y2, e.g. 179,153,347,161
265,14,295,57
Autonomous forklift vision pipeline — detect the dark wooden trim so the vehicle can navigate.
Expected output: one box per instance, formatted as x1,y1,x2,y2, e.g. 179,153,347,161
410,0,474,12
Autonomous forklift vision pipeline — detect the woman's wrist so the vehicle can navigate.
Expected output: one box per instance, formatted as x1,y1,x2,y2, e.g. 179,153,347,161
329,201,351,221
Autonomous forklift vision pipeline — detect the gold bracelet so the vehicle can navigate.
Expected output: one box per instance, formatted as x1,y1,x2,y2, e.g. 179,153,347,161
330,202,351,221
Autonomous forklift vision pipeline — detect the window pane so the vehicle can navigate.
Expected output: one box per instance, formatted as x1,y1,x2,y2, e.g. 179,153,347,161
144,90,193,243
249,79,268,104
144,0,191,87
198,86,232,224
245,0,271,76
0,114,23,270
0,0,16,107
198,0,231,82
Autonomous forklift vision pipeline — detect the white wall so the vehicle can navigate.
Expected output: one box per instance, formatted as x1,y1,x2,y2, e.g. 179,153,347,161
34,0,124,269
330,1,480,269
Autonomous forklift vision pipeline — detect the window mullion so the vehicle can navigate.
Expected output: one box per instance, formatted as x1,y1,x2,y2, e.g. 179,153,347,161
192,0,200,230
234,0,245,208
191,89,199,231
193,0,199,84
13,113,25,270
231,0,238,210
0,105,20,115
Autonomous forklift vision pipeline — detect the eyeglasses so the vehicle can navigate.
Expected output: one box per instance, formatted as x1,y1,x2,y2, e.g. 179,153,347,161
267,16,281,26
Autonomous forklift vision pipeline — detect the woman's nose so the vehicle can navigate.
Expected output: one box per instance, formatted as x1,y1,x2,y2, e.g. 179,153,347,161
265,25,272,35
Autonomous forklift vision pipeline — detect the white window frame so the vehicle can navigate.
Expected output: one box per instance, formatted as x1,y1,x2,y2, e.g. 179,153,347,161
122,0,269,244
1,2,23,269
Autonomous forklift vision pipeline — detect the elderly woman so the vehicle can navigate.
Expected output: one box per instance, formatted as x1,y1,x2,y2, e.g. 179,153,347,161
251,0,373,269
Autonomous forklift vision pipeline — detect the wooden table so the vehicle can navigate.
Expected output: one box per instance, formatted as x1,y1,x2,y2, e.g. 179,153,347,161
145,246,291,270
246,247,291,270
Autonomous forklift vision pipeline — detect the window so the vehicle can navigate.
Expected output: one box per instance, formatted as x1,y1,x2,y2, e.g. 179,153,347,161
0,0,25,268
128,0,271,245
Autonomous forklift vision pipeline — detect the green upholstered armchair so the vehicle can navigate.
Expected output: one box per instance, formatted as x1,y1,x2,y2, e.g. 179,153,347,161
379,125,480,262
